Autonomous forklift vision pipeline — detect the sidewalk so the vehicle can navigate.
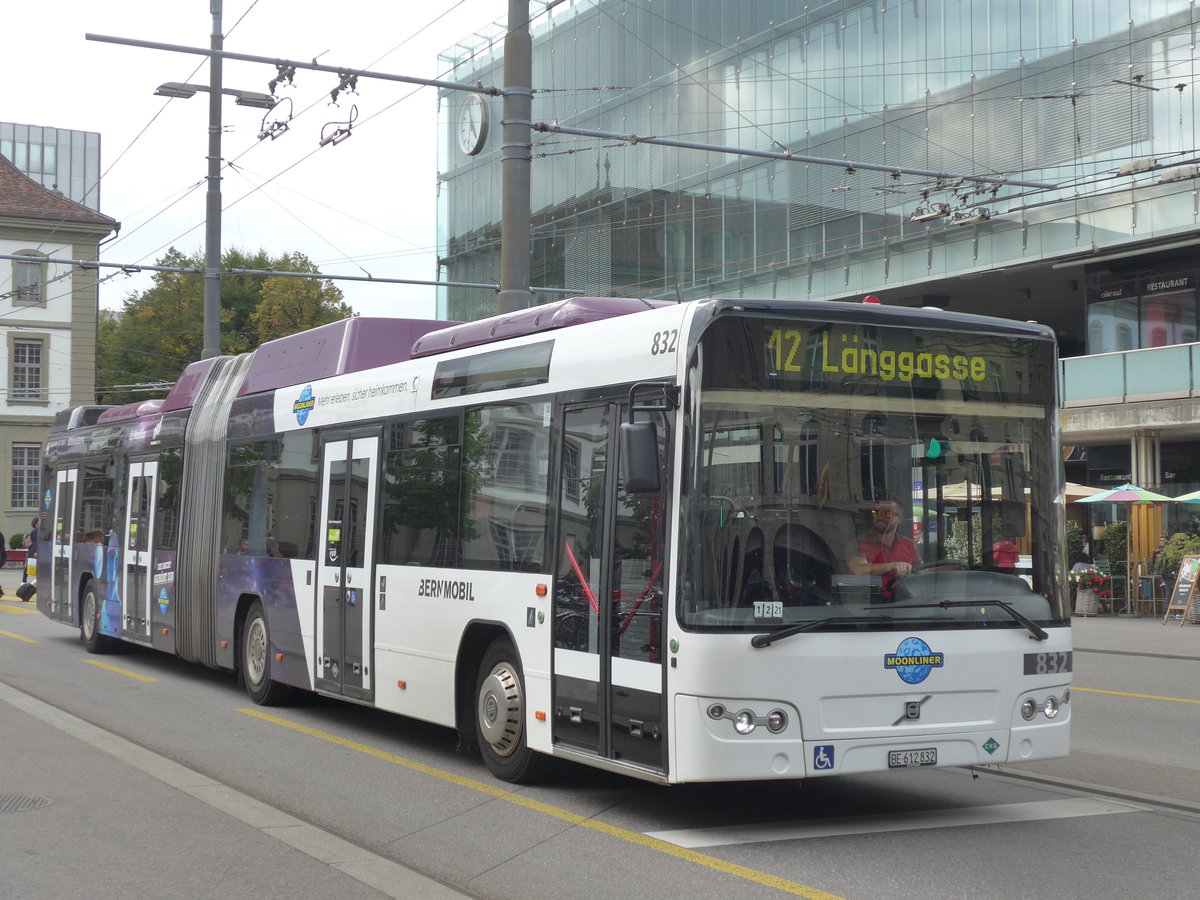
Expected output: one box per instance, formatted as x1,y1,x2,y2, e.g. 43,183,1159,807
1071,611,1200,658
0,680,469,899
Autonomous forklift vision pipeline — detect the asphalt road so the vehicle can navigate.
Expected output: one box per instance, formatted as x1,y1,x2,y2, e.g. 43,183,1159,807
2,593,1198,900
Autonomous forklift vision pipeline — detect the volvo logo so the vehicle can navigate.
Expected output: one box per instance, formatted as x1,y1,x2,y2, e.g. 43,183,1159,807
893,694,932,726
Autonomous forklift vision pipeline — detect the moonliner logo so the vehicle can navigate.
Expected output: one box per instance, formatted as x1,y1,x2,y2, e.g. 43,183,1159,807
293,385,316,425
884,637,945,684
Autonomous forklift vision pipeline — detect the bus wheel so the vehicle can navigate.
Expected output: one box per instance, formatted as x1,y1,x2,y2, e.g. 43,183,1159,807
80,579,113,654
242,601,291,706
475,637,547,783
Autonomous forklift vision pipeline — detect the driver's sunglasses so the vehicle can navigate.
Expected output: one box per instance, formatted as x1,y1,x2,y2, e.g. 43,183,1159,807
871,509,896,519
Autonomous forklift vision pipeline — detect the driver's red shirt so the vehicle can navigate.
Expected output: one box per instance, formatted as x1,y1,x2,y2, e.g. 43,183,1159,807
856,536,921,567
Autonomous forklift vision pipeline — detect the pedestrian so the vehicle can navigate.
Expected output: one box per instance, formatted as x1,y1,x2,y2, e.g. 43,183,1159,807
0,525,7,596
21,518,37,585
992,525,1020,573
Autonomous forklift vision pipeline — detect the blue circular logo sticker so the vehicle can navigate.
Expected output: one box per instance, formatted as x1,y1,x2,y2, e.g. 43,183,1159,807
884,637,945,684
293,385,315,425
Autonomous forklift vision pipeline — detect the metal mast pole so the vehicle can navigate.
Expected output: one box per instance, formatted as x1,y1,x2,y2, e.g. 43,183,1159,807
202,0,224,359
497,0,533,313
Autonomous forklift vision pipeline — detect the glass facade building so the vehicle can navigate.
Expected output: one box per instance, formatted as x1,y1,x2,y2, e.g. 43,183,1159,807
1,121,102,211
436,0,1200,568
437,0,1200,336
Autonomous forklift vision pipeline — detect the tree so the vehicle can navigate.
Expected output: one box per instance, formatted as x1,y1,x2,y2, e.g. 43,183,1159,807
250,253,354,343
98,248,355,405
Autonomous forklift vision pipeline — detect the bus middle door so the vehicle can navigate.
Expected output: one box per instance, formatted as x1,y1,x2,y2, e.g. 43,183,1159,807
553,402,668,774
50,468,78,623
122,459,158,640
315,431,380,703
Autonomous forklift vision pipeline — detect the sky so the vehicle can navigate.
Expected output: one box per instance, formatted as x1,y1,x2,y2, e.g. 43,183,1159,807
6,0,514,321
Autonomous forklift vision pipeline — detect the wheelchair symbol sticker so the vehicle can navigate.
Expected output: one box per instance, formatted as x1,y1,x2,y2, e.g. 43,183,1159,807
813,745,835,771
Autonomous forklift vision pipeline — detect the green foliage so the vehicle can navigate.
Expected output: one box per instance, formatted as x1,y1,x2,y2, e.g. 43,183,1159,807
943,518,979,563
1155,531,1200,581
1102,520,1128,577
942,513,1007,564
251,253,354,343
98,248,354,405
1065,520,1086,565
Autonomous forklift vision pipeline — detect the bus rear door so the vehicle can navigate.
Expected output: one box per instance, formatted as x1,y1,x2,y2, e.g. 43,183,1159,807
553,402,668,774
315,431,380,703
121,459,158,639
50,468,78,623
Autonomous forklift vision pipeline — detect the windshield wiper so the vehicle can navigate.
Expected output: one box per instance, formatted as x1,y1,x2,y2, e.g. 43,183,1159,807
751,615,895,648
930,599,1048,641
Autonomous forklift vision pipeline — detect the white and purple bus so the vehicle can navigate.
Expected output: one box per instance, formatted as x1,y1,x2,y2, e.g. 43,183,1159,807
37,296,1071,783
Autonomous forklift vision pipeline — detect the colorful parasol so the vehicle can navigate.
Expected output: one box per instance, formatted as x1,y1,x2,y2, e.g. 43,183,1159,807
1076,483,1176,504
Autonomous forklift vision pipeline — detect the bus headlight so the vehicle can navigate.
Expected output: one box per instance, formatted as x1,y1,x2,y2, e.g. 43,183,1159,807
704,700,795,735
733,710,757,734
1042,696,1060,719
1021,698,1037,720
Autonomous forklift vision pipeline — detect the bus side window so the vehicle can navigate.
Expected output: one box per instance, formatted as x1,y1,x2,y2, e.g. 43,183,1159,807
379,416,463,568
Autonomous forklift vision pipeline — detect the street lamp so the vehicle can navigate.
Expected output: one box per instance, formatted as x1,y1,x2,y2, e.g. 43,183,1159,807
154,81,277,109
153,74,276,360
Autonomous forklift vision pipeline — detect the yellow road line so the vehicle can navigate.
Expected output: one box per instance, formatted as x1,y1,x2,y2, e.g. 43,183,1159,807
239,707,845,900
84,660,158,682
0,630,37,643
0,605,40,615
1074,686,1200,705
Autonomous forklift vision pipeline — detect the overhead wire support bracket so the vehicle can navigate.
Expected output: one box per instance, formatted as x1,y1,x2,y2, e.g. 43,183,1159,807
85,33,505,97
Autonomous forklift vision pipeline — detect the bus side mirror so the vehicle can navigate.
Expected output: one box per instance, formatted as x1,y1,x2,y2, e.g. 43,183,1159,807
620,421,660,493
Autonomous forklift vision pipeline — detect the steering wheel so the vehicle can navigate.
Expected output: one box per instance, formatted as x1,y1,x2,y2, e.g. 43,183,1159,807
909,558,967,574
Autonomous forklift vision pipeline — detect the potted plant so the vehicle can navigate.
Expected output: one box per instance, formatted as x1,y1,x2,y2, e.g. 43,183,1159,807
1070,568,1111,615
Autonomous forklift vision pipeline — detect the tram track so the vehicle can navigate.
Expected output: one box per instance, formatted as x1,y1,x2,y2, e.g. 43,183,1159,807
973,764,1200,823
1075,645,1200,662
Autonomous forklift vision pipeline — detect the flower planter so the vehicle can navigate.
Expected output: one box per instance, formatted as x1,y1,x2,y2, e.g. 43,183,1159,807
1075,587,1100,616
1070,569,1112,615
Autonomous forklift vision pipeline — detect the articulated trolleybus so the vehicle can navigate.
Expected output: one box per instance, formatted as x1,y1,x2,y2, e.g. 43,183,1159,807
38,297,1071,784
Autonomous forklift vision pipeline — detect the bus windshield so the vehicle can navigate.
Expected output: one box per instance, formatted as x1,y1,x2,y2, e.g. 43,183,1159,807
681,312,1066,633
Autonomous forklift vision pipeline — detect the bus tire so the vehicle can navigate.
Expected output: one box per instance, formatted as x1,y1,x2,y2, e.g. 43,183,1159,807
241,600,292,706
474,637,547,784
80,579,114,654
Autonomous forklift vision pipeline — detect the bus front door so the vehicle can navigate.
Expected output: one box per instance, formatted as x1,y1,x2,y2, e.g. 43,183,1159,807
50,468,78,623
315,432,380,703
553,403,668,774
121,460,157,639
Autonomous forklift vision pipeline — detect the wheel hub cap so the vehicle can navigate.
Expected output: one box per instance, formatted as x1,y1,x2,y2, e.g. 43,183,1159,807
478,663,522,757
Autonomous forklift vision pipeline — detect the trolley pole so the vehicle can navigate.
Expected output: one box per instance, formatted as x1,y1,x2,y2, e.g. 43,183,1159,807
497,0,534,313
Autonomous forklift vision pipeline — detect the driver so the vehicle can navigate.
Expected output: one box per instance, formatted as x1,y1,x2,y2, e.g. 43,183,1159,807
849,498,921,585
